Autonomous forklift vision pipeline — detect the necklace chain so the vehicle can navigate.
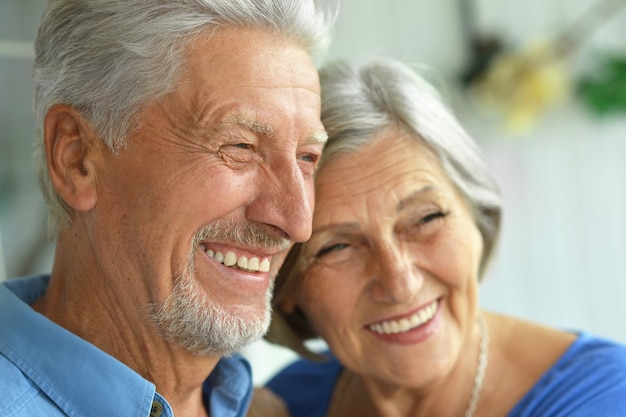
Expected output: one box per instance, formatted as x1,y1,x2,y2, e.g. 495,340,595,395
465,314,489,417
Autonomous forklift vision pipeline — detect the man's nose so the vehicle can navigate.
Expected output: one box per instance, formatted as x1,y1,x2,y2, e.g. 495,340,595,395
245,159,313,244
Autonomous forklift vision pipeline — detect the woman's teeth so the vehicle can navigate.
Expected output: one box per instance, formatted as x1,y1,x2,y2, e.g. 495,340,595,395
206,249,270,272
369,300,438,335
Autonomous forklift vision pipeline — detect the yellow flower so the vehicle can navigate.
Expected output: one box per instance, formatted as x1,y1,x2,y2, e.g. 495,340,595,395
474,39,571,133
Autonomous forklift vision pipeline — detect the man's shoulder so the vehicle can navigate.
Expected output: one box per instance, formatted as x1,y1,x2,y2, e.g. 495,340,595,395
0,355,65,416
0,275,65,415
1,275,50,304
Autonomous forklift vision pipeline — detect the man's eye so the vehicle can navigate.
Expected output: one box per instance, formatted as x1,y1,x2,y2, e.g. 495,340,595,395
218,142,257,166
297,152,321,177
233,143,252,150
298,153,318,163
316,242,349,258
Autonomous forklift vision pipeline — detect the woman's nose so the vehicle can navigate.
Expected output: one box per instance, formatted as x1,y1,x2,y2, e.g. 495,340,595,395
369,242,424,304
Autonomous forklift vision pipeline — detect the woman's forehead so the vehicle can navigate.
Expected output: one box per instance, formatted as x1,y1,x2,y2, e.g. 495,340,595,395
314,132,446,208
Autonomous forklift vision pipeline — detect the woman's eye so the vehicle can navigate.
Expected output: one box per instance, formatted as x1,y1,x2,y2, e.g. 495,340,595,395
400,211,449,239
315,242,349,258
420,211,448,225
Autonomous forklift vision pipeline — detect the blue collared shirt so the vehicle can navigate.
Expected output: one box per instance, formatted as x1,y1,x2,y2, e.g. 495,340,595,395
0,275,253,417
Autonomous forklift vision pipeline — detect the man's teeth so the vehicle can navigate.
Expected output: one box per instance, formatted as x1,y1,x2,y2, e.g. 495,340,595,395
369,300,438,335
206,249,270,272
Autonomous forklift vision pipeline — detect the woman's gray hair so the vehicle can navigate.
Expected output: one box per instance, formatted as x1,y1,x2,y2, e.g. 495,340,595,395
318,59,502,275
266,58,502,358
33,0,333,234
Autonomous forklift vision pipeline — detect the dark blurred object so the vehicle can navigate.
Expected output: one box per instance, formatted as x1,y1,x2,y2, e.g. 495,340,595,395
457,0,505,87
459,0,626,88
461,36,505,87
457,0,626,132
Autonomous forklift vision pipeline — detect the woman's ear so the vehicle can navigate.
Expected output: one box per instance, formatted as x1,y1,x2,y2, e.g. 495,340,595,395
44,104,99,214
277,295,297,314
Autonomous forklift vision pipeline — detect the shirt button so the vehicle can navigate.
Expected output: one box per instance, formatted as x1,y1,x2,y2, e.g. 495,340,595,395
150,400,163,417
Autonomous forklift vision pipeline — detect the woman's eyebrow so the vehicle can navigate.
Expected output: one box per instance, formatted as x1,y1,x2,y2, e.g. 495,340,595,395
310,222,360,236
396,185,436,212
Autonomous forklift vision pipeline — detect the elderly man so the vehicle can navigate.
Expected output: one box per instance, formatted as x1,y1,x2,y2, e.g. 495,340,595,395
0,1,332,416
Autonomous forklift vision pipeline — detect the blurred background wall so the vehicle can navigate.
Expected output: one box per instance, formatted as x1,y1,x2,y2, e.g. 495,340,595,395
0,0,51,283
1,0,625,384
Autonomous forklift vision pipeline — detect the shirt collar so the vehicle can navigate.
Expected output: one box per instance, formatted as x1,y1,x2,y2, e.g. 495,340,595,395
0,275,254,417
0,275,156,417
206,354,254,417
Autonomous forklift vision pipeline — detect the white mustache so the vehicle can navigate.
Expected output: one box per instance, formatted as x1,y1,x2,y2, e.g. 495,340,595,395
193,220,291,252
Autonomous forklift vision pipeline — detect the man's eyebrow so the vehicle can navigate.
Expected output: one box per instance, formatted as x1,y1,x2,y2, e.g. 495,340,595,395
223,115,328,145
306,131,328,145
222,115,275,137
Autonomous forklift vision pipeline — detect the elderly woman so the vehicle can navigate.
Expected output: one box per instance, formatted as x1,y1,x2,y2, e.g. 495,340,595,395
263,59,626,417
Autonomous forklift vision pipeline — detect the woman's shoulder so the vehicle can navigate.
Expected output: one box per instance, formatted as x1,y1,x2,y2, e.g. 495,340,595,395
492,312,626,373
267,352,343,386
266,353,343,417
552,331,626,375
486,313,626,415
247,387,290,417
510,327,626,415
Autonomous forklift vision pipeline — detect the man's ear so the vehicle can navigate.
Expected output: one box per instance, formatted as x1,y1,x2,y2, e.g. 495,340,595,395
44,104,99,213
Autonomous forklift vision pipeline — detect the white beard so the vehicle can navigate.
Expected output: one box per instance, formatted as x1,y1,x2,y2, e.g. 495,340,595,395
149,220,285,357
